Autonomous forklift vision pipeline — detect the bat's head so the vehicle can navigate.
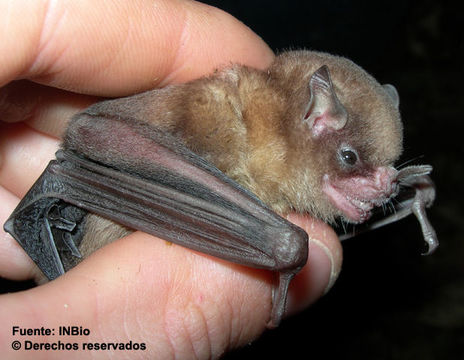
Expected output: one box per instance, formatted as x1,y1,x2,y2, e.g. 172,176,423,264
271,51,403,223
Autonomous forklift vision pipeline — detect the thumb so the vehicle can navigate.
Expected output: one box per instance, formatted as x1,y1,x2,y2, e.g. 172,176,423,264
0,216,341,359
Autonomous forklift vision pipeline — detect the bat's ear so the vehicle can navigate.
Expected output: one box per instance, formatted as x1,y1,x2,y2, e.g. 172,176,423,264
304,65,348,137
382,84,400,109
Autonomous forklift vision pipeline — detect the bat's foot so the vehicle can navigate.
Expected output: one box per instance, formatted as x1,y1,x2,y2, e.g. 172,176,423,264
267,271,295,329
412,194,438,255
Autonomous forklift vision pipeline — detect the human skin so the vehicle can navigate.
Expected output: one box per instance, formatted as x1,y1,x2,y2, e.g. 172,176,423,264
0,1,342,358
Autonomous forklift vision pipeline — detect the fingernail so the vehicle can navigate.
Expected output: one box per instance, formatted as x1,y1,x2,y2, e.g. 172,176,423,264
308,236,340,295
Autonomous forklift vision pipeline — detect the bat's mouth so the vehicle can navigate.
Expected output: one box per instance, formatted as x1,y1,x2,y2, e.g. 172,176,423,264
322,171,397,224
322,179,375,223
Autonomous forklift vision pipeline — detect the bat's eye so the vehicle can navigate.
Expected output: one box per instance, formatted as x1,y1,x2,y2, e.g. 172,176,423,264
339,147,358,166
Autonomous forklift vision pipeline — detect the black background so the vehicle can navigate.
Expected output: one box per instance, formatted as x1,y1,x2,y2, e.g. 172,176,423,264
2,1,463,359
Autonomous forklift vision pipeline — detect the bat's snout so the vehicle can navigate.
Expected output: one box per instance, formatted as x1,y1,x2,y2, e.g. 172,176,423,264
322,166,399,223
373,166,399,201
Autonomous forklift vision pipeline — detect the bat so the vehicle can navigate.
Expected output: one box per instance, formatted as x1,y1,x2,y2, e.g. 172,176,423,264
3,50,437,328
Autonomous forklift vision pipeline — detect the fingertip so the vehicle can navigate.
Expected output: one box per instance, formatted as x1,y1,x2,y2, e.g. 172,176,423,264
0,122,59,197
285,214,343,315
160,1,274,85
0,186,38,281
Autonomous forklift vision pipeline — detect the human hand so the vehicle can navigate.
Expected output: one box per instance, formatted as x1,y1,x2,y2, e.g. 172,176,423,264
0,1,342,358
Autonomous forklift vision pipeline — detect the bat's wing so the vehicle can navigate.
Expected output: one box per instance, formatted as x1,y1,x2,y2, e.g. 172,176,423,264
339,166,438,255
3,113,308,328
3,173,88,279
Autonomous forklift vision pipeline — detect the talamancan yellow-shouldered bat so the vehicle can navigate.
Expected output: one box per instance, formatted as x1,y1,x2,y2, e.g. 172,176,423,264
4,51,437,327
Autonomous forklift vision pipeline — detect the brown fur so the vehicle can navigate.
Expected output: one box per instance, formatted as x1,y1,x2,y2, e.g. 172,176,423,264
66,50,403,261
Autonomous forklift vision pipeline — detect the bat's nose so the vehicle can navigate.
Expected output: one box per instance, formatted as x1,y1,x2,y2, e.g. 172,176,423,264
375,166,398,196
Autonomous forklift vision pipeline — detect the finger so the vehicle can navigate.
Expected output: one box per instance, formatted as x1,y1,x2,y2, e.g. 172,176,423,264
0,122,59,197
285,214,342,315
0,186,37,280
1,0,274,96
0,215,339,359
0,231,273,358
0,122,57,279
0,80,97,137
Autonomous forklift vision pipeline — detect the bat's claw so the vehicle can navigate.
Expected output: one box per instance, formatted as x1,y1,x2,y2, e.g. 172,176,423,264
411,189,439,255
267,271,295,329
